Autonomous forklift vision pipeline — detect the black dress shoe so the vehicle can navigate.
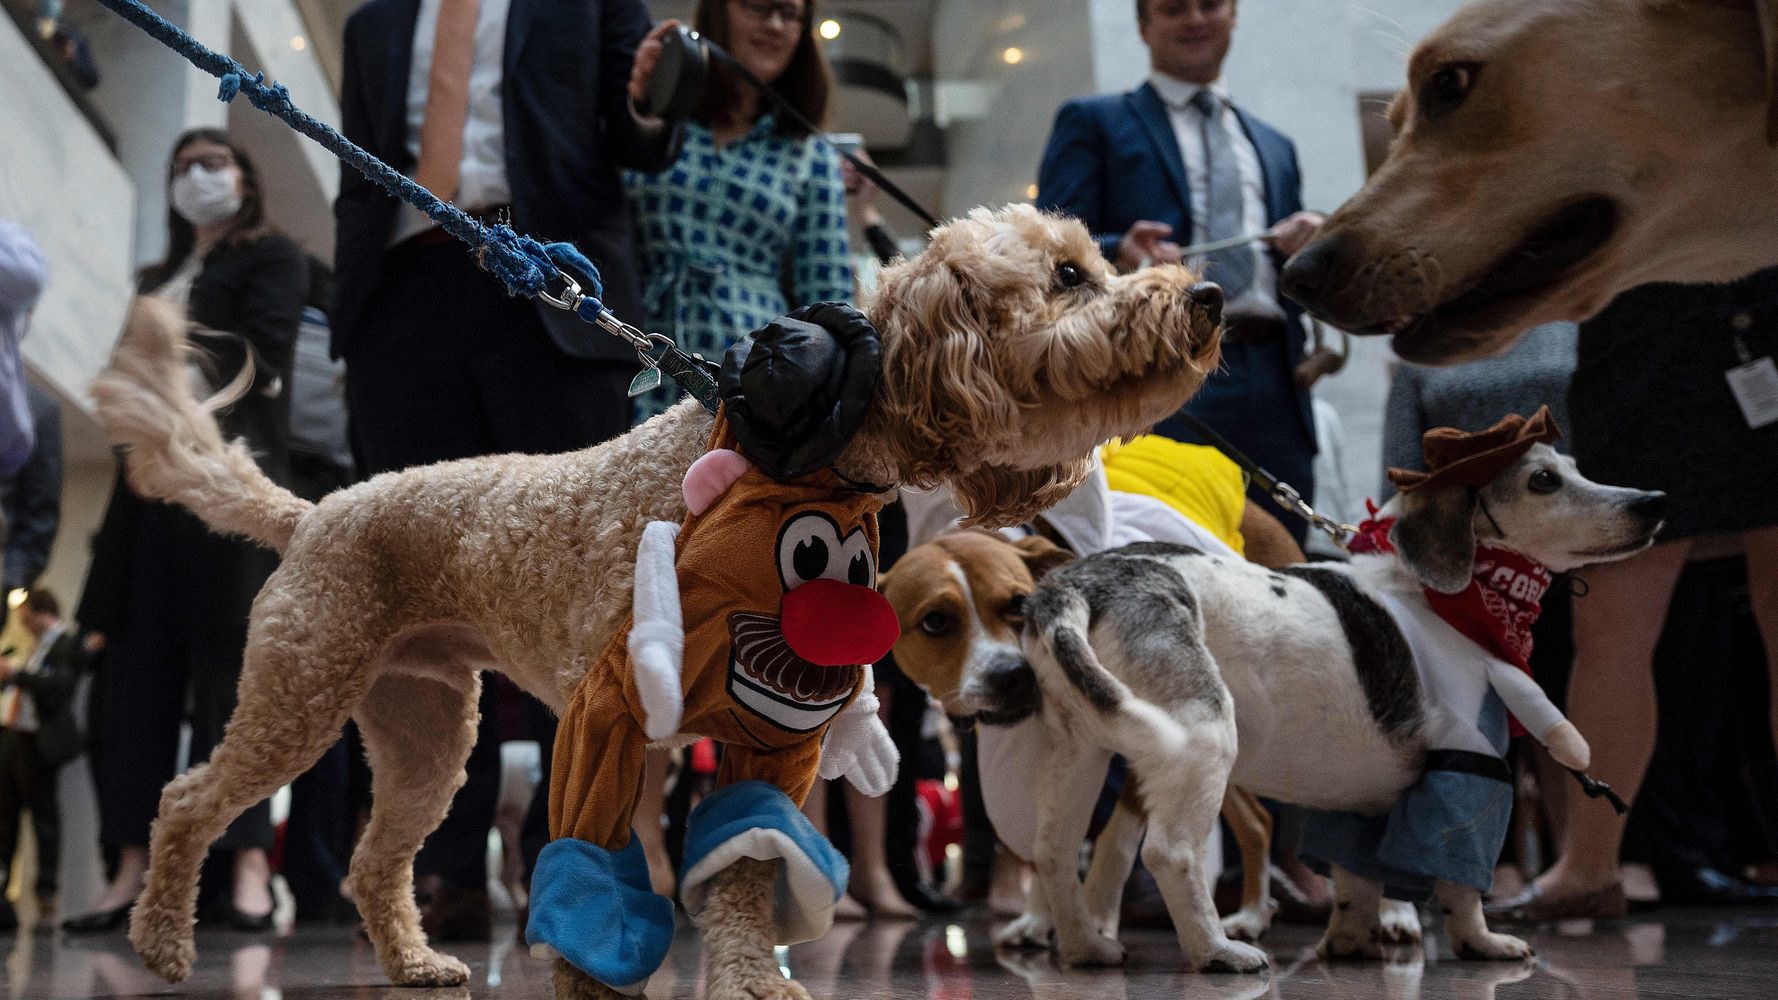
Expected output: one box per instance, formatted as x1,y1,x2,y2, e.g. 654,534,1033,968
1661,867,1778,905
62,903,133,933
902,883,961,913
213,903,275,931
414,875,491,942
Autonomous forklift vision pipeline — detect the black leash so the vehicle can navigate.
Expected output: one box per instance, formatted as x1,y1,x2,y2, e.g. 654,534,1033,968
1174,411,1357,547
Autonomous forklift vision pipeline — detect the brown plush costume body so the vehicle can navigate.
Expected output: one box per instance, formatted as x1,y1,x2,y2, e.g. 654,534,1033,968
529,306,902,995
549,417,883,847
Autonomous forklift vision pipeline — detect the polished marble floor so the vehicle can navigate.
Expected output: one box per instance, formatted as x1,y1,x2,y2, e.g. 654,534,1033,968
7,907,1778,1000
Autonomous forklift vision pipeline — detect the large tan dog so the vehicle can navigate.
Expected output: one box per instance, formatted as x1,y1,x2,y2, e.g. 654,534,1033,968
91,205,1222,1000
1280,0,1778,362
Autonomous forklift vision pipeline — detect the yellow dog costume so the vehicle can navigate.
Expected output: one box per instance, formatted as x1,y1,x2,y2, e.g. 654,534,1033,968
527,306,900,993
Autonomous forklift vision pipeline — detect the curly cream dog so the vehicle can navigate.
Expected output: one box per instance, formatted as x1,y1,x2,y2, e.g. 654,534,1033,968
961,446,1662,972
91,205,1223,1000
1281,0,1778,362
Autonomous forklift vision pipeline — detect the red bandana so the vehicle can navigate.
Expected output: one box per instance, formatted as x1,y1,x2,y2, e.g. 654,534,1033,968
1348,499,1552,735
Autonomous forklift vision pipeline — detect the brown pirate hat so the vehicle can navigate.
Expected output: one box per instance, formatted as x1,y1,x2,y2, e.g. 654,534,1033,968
1386,405,1563,494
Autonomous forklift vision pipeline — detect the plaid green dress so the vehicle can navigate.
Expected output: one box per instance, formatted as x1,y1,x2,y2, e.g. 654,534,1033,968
626,115,853,422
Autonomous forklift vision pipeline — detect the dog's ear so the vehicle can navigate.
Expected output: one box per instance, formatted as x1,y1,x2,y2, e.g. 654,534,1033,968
1011,535,1075,581
1388,487,1478,593
866,257,1021,495
951,458,1093,529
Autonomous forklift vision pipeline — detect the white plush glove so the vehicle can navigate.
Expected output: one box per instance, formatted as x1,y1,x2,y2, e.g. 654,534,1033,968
818,666,900,796
629,521,684,742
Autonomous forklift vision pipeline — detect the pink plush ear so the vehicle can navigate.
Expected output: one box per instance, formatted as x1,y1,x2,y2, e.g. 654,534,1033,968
684,449,754,514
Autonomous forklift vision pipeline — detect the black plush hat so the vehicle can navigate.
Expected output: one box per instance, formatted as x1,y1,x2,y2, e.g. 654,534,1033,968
719,302,883,482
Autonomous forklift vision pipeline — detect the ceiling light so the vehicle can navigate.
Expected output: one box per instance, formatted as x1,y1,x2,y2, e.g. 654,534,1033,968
1002,46,1023,65
819,19,841,40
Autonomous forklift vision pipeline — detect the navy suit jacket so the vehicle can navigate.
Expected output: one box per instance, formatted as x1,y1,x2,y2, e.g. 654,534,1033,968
332,0,681,362
1037,81,1316,479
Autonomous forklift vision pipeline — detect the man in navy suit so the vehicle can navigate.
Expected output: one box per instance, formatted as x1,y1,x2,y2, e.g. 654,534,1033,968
332,0,681,939
1038,0,1325,541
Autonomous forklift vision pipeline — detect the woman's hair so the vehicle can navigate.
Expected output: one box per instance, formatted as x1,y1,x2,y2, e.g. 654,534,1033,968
140,128,270,291
694,0,832,139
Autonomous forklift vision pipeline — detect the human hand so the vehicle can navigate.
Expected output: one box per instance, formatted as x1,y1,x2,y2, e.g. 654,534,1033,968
1114,220,1182,272
629,19,683,108
1266,210,1326,258
840,156,883,229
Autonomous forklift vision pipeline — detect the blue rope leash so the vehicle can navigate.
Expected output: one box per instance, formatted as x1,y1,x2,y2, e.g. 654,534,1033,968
95,0,725,411
91,0,610,305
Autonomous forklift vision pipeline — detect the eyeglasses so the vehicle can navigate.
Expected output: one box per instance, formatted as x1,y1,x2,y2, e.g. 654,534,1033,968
733,0,805,27
172,152,236,176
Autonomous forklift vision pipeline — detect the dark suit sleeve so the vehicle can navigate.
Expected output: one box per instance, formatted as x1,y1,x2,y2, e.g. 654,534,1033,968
598,0,684,173
10,634,80,708
1037,100,1122,262
334,11,384,264
239,235,310,361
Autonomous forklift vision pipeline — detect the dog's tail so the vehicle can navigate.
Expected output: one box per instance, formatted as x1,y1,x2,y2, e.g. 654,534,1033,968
90,297,313,554
1026,585,1132,713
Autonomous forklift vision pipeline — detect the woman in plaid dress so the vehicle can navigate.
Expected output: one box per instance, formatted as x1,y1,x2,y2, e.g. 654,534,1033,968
626,0,852,422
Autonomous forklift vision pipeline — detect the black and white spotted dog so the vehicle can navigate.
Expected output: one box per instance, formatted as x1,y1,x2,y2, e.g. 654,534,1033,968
986,444,1664,972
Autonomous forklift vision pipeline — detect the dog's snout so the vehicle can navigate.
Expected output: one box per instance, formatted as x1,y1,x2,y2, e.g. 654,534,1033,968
1629,491,1669,522
1189,282,1224,324
1279,234,1345,312
985,659,1035,698
975,657,1039,724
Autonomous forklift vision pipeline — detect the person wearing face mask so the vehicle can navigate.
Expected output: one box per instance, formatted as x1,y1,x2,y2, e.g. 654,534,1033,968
66,129,307,934
625,0,853,422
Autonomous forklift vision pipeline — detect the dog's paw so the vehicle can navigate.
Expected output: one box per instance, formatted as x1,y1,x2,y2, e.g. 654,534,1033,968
1056,931,1126,969
1453,929,1535,962
1220,899,1278,943
994,912,1054,951
1199,939,1270,974
1377,899,1423,944
1316,926,1385,962
554,959,630,1000
706,969,812,1000
388,947,472,987
131,930,197,983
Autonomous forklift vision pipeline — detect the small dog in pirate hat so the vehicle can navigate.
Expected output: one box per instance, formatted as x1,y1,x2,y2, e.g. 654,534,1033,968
1300,406,1663,960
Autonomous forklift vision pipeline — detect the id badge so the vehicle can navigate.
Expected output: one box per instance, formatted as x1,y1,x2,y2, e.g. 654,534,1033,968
1725,356,1778,429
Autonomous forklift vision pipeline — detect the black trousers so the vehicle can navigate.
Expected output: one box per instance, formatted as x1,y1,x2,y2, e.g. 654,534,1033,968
0,729,58,897
346,238,637,890
97,506,277,854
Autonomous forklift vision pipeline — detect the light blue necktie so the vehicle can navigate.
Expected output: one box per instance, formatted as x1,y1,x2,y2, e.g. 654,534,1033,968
1190,89,1253,299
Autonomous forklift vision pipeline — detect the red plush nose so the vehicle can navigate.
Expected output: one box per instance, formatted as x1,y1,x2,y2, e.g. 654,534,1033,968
779,578,902,667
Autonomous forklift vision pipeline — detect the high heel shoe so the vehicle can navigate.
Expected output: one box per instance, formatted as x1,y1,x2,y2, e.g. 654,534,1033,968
61,902,133,933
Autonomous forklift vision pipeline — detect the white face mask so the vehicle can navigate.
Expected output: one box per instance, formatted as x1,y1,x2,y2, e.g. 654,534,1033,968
170,164,243,227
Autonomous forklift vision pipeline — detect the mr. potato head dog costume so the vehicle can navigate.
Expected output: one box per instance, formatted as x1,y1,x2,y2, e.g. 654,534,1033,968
528,305,903,993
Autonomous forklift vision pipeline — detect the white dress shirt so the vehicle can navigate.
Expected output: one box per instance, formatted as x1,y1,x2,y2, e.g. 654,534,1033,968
1148,72,1276,309
391,0,515,246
